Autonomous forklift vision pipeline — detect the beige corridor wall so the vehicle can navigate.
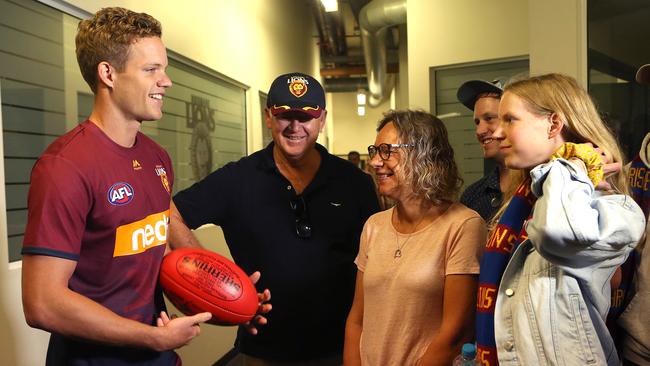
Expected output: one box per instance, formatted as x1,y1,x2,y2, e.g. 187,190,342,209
529,0,587,85
406,0,529,110
330,92,391,156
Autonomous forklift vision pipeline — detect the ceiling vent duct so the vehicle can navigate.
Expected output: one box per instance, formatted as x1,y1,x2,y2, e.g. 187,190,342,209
359,0,406,107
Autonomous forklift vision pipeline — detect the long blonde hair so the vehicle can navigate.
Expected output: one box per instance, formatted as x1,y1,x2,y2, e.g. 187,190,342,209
490,73,628,227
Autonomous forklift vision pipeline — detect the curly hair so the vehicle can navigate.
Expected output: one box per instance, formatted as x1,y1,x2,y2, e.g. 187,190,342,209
75,7,162,92
377,110,463,204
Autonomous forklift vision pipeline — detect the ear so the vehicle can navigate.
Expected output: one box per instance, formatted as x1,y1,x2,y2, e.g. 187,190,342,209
547,112,564,139
318,110,327,132
264,108,273,129
97,61,115,89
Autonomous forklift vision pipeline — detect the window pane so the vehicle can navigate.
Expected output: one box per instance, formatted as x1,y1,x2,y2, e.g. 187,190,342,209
588,0,650,160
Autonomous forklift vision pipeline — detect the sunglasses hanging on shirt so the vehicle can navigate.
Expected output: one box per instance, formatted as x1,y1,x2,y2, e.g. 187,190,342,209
289,195,312,239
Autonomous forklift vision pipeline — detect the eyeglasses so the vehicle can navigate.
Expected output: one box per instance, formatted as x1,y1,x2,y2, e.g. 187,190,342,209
289,195,312,239
367,143,413,161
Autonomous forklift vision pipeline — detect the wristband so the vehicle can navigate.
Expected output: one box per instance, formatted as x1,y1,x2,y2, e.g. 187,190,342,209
551,142,604,186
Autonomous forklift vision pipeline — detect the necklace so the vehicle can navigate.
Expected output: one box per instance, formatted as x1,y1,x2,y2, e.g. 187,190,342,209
393,209,426,259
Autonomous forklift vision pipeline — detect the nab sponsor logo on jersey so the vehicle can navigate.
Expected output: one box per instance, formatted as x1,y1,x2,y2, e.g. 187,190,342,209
108,182,135,206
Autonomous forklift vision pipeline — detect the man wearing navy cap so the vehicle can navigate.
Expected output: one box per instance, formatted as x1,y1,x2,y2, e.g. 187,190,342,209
170,72,380,365
456,79,510,221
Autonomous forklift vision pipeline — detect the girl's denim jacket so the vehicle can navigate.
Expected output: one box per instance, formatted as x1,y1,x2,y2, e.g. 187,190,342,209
495,159,645,366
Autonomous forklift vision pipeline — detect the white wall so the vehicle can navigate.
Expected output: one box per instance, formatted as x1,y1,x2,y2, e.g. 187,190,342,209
529,0,587,85
406,0,529,110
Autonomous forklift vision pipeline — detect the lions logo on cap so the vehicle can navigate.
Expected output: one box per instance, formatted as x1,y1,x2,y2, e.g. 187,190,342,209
288,76,309,98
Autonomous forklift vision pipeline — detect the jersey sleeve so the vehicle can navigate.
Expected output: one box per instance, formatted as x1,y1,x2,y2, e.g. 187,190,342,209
22,155,92,260
161,147,174,193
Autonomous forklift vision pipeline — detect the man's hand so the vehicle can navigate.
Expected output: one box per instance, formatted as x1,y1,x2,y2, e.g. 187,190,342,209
153,311,212,351
244,271,272,335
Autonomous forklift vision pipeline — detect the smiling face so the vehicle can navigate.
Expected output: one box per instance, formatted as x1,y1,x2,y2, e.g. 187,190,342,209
266,109,326,162
111,36,171,122
368,122,410,201
473,96,504,161
496,92,564,170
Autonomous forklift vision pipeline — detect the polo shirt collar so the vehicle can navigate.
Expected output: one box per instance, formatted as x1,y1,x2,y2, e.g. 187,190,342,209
259,142,340,192
486,166,501,192
259,142,336,173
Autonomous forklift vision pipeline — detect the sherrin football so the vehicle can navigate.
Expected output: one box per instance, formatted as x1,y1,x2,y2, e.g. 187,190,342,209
160,248,258,325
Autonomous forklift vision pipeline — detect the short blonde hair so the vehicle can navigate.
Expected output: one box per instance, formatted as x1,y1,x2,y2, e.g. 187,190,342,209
377,110,463,204
76,7,162,92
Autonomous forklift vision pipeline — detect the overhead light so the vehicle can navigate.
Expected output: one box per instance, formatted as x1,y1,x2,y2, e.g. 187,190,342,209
356,91,367,105
357,106,366,116
436,112,461,119
320,0,338,12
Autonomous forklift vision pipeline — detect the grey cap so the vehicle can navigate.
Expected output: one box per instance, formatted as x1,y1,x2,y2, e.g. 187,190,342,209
636,64,650,85
456,79,504,111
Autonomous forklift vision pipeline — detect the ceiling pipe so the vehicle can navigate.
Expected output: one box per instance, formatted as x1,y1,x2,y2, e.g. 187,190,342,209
321,63,399,77
312,1,347,58
359,0,406,107
324,77,369,92
321,51,399,66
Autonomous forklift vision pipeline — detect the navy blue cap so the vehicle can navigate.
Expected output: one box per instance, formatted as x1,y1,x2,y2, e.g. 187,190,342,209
267,72,326,118
457,79,504,111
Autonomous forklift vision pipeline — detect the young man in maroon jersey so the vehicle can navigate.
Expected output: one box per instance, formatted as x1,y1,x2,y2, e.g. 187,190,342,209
20,7,212,365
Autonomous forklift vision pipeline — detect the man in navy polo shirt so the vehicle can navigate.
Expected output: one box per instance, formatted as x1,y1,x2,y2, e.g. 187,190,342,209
170,72,380,365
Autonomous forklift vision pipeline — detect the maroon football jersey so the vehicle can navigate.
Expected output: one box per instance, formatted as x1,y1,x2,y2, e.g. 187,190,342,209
23,120,174,324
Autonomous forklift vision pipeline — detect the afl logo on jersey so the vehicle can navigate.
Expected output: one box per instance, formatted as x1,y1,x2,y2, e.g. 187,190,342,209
108,182,135,206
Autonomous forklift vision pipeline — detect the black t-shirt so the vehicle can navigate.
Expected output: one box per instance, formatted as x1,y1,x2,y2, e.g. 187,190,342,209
174,143,380,361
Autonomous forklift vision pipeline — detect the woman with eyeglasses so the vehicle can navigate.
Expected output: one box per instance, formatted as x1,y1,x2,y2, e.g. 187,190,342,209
343,110,486,366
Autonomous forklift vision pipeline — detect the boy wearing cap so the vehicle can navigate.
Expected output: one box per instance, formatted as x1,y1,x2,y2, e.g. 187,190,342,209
618,64,650,366
170,72,380,364
456,79,510,222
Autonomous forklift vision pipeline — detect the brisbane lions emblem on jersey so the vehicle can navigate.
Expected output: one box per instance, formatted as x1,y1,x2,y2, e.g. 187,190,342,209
289,76,308,98
108,182,135,205
155,165,171,194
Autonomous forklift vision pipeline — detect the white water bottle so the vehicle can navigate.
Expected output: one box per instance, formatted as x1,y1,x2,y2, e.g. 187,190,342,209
452,343,479,366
